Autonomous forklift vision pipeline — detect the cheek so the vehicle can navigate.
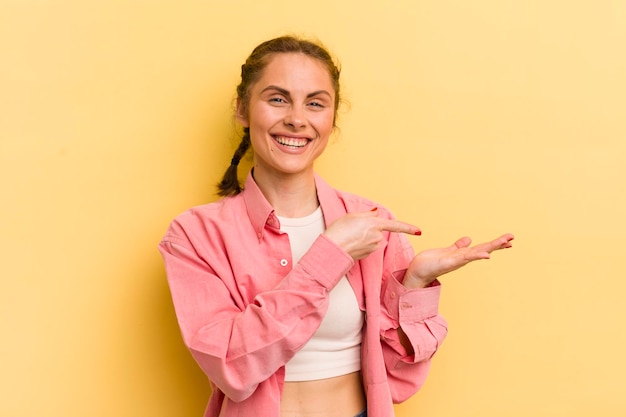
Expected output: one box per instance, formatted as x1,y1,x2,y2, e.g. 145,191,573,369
254,108,285,133
314,113,335,134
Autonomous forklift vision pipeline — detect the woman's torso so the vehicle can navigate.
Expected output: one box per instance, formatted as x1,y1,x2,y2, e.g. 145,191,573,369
280,371,366,417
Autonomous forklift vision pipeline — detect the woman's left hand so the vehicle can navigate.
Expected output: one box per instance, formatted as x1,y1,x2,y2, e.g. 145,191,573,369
402,233,514,289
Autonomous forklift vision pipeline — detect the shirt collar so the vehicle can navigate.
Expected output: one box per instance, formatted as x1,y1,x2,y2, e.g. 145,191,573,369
313,172,348,226
242,171,276,240
241,171,348,240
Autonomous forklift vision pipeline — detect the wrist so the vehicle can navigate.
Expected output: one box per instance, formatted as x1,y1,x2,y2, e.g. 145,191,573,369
402,272,432,289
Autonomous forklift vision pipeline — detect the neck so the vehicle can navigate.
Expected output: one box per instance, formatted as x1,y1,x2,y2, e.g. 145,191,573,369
252,168,319,218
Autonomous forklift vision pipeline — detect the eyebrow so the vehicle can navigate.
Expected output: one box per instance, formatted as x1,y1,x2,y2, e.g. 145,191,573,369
260,85,333,100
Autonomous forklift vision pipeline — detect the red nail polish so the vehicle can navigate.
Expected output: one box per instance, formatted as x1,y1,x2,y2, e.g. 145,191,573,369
370,207,378,211
414,230,422,236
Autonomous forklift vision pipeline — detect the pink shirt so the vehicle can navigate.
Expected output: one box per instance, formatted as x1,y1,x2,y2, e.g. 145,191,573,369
159,172,448,417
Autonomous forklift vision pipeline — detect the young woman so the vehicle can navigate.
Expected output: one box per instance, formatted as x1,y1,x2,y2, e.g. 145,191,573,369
159,36,514,417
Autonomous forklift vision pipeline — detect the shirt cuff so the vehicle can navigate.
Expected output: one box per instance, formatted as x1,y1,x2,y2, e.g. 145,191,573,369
297,234,355,290
383,271,442,323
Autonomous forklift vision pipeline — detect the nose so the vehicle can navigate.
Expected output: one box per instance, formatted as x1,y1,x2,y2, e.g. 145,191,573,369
283,105,306,129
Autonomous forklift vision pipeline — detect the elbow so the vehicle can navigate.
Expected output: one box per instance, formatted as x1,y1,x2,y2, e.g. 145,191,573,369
188,347,259,402
219,384,257,403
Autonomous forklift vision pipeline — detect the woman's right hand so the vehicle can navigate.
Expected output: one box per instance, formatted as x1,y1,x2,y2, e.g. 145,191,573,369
323,209,421,261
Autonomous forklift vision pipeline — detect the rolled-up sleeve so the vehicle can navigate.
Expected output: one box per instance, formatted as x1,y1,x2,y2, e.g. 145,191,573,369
375,229,448,402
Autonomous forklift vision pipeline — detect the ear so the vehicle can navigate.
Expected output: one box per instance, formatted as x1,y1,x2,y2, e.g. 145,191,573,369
235,98,249,128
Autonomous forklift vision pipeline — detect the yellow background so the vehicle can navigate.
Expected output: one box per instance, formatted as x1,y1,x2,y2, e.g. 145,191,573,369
2,1,625,416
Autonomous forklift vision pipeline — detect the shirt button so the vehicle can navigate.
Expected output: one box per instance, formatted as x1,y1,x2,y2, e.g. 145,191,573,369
280,259,288,267
390,292,396,299
257,232,262,239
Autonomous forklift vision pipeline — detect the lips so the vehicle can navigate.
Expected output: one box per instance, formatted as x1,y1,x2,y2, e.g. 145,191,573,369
273,136,310,148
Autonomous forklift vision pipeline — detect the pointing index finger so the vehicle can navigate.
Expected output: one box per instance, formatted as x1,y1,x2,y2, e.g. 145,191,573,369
378,218,422,236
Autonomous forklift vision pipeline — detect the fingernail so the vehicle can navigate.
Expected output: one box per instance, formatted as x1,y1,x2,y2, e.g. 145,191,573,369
370,207,378,211
414,230,422,236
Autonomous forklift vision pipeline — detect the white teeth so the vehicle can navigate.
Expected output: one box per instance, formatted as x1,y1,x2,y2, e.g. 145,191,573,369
274,136,308,148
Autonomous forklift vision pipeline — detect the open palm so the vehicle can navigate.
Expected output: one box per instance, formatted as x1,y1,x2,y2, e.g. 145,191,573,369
404,233,514,288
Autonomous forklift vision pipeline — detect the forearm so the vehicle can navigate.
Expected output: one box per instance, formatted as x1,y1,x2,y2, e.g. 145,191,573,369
381,272,446,361
160,234,354,401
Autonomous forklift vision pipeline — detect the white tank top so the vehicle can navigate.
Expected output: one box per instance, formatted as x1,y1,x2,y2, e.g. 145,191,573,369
278,207,364,381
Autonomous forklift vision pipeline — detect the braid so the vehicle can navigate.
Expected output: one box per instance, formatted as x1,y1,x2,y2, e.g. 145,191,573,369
216,128,251,196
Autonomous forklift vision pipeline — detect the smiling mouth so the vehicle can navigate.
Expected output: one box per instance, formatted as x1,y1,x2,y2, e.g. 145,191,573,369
273,136,310,148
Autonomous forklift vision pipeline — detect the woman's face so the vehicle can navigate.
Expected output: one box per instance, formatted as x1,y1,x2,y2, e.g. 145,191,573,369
237,52,336,179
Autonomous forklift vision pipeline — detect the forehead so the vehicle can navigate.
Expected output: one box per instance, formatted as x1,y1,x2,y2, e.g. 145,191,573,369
254,53,335,95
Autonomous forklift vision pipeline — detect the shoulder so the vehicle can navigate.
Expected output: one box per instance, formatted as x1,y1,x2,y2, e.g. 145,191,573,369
315,173,394,217
162,194,246,243
332,187,397,219
170,198,228,226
